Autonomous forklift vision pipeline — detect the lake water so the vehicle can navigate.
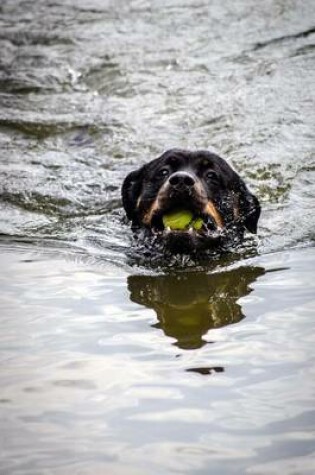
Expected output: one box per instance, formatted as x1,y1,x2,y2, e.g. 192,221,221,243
0,1,314,474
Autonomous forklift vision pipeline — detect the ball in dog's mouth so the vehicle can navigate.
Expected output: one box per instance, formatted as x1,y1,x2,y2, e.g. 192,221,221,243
162,209,203,231
150,208,222,241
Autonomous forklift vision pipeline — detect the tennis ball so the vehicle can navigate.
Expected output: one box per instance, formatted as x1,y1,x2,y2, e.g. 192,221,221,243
162,210,204,231
191,217,203,230
163,210,193,230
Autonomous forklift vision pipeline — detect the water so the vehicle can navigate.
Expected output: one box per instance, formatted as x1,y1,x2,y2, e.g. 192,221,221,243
0,0,314,473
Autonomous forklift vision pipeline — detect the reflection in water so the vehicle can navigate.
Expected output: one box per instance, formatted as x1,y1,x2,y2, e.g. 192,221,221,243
128,266,265,350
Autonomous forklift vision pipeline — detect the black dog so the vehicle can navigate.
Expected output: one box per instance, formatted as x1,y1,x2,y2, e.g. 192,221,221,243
122,149,260,254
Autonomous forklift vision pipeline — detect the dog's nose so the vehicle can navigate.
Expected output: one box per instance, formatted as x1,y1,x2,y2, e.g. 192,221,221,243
169,171,195,189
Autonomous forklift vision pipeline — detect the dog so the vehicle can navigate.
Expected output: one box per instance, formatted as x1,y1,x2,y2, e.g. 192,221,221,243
122,149,260,255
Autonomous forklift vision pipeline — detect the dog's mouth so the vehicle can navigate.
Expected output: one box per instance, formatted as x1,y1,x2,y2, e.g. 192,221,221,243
140,189,225,252
151,210,218,234
149,205,223,246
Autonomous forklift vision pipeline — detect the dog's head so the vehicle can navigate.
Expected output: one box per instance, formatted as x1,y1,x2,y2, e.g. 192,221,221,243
122,149,260,253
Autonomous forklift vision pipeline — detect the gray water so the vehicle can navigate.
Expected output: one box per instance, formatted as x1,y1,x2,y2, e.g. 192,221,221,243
0,0,315,474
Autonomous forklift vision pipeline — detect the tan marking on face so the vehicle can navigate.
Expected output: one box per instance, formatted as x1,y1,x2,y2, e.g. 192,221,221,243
232,192,240,219
204,201,224,229
136,195,142,209
193,180,208,204
142,198,160,226
141,180,171,225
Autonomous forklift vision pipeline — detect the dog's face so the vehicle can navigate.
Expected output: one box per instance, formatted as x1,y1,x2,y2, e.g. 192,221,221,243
122,149,260,253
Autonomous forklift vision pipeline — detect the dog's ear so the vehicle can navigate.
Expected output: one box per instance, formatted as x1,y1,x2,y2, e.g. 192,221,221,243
236,180,261,234
121,166,145,221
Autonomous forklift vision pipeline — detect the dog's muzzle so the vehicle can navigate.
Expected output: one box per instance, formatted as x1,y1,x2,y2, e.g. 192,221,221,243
142,173,225,253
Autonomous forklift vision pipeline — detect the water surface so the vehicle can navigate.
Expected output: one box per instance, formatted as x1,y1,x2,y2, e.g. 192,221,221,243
0,0,314,473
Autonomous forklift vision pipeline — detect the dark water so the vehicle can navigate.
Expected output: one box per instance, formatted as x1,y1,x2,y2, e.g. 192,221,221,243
0,1,315,474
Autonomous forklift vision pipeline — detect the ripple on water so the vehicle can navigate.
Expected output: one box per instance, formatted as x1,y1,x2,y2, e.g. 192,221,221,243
0,0,315,473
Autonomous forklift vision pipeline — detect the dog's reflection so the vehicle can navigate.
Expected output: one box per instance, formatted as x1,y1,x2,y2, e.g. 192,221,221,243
128,266,265,350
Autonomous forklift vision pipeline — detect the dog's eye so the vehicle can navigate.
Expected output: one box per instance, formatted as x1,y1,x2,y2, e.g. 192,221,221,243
158,168,170,178
205,170,218,182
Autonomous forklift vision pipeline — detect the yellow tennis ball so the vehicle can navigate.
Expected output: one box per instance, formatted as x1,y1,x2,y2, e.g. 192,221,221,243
162,210,193,230
191,217,203,230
